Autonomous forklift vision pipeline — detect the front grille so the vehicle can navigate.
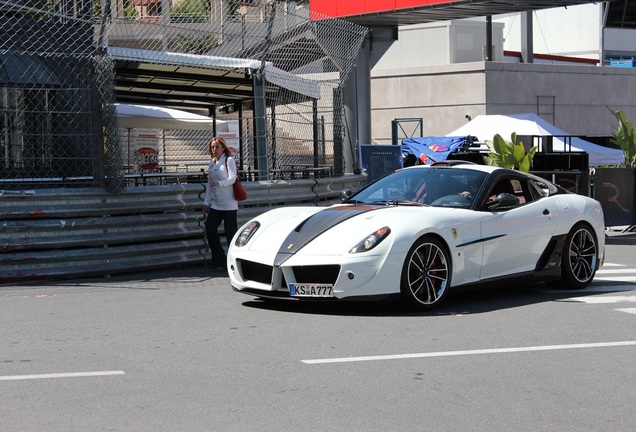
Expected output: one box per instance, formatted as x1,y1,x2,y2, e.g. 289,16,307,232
239,261,341,287
239,259,273,284
292,265,341,285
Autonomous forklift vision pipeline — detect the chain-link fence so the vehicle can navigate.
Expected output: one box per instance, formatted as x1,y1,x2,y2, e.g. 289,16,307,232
0,0,368,190
1,0,124,191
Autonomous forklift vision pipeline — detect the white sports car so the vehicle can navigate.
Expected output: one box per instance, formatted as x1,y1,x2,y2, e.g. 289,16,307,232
228,162,605,310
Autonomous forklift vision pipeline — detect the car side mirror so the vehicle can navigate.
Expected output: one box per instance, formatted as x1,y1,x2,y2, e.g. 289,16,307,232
487,193,519,210
341,190,353,202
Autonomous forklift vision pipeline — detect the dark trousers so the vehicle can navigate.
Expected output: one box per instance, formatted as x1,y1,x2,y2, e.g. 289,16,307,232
205,209,238,266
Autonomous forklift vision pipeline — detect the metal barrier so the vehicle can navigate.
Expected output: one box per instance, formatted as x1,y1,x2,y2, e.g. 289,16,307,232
0,176,366,283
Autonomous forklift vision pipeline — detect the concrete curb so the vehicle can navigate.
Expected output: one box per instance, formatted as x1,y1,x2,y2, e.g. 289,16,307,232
605,227,636,245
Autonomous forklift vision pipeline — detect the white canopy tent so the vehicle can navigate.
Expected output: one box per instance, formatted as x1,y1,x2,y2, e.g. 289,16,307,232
446,113,624,166
115,103,231,173
115,103,228,131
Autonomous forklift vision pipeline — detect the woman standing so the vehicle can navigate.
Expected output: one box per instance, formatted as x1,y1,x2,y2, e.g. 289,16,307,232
202,136,238,270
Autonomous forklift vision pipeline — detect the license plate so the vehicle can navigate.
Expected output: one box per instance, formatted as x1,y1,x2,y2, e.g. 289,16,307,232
289,283,334,298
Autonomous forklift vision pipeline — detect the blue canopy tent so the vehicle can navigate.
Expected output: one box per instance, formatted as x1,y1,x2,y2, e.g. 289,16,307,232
402,136,474,165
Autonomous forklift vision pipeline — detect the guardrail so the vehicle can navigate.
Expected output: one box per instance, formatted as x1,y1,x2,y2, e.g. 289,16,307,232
0,176,366,284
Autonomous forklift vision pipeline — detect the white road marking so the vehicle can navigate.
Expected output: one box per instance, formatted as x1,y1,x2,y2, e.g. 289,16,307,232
543,285,636,294
601,263,626,267
302,341,636,365
595,276,636,282
615,308,636,315
0,370,125,382
597,268,634,274
565,296,636,304
594,267,636,283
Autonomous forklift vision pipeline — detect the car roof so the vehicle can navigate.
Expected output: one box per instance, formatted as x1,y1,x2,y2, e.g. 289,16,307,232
399,162,567,195
401,163,500,174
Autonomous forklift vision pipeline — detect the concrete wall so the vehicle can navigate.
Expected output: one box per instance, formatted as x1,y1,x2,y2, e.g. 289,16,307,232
495,5,601,60
483,62,636,136
604,27,636,58
373,20,504,70
370,61,636,142
370,63,487,141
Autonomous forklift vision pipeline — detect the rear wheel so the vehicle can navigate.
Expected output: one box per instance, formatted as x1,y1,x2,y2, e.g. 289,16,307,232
557,223,599,289
400,236,451,310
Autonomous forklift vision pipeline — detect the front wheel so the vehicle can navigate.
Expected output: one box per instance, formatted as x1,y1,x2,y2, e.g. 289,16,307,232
400,236,451,310
557,223,599,289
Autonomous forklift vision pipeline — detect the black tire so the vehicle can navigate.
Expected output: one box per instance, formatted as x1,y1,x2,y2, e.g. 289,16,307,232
557,223,599,289
400,236,451,310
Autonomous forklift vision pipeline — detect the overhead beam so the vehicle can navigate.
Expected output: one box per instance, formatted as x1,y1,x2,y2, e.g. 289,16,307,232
314,0,611,27
114,90,243,105
115,78,254,98
114,67,252,87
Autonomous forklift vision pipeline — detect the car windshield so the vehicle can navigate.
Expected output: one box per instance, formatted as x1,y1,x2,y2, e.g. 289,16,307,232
349,167,488,209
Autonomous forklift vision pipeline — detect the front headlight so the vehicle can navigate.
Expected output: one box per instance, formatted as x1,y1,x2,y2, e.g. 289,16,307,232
235,221,260,247
349,226,391,253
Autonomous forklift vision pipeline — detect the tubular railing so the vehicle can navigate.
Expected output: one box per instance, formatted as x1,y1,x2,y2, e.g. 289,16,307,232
0,176,365,283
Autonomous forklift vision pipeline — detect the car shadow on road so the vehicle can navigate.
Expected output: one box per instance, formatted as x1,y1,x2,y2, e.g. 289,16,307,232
240,282,633,317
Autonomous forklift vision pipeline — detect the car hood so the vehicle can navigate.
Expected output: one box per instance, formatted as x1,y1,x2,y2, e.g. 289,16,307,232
272,205,382,266
242,203,465,265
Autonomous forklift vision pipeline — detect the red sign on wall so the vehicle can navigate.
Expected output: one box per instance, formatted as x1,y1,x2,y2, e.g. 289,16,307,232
310,0,458,18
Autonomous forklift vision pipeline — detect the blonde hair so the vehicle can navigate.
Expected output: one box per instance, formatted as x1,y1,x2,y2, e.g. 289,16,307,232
208,136,232,158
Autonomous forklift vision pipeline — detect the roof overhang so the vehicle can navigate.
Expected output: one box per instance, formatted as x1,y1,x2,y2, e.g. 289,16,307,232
109,47,321,111
109,47,259,111
311,0,611,27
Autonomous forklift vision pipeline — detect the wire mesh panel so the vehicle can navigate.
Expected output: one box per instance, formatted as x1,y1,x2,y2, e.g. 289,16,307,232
108,1,368,180
1,0,368,189
0,0,123,191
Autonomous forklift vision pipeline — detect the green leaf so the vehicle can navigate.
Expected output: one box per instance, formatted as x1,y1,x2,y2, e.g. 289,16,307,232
484,140,496,153
485,132,537,170
512,143,526,164
502,153,516,169
609,108,636,167
492,134,509,156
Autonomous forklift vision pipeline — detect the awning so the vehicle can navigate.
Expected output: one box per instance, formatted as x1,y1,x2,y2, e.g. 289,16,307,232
115,103,228,131
109,47,322,110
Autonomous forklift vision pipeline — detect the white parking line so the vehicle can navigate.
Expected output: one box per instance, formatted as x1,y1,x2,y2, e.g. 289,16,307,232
302,341,636,365
0,371,125,382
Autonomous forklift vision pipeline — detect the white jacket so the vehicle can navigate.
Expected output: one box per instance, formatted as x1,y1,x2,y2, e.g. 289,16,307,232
203,155,238,211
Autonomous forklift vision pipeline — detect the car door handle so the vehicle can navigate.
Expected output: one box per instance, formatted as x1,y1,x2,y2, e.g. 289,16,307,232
543,209,550,215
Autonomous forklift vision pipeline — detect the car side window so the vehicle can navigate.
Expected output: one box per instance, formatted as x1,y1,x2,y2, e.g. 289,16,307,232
527,179,549,201
483,177,537,210
487,178,516,201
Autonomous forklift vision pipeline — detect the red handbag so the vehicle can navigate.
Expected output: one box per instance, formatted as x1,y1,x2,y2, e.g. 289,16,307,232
226,158,247,201
233,177,248,201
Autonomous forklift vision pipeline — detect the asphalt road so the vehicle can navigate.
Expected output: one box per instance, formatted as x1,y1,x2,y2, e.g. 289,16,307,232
1,243,635,432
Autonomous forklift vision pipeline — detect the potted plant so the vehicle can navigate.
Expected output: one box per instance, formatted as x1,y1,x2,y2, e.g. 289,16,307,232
608,108,636,167
484,132,537,172
593,109,636,228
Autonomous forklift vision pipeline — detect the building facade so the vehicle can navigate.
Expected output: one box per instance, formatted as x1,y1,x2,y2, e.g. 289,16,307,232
367,2,636,144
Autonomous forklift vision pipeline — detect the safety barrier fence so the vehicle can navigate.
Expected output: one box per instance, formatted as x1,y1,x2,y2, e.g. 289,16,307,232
0,176,366,284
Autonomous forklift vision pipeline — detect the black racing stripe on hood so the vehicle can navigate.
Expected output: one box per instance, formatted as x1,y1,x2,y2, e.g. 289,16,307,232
273,206,380,267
